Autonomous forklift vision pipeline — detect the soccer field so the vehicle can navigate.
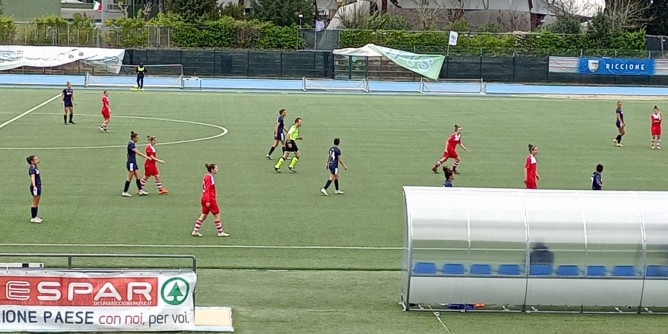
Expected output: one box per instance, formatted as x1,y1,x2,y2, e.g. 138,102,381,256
1,88,667,333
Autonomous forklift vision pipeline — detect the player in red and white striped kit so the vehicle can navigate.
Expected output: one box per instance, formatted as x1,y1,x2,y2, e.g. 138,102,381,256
432,124,468,174
140,135,168,194
651,106,662,150
99,91,110,132
192,163,230,237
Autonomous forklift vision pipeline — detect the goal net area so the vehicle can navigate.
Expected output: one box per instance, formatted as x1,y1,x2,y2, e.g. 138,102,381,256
302,77,369,93
85,64,184,89
420,78,486,95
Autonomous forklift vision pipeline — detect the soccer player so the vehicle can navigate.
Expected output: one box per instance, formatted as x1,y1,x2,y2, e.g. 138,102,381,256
192,163,230,237
61,81,76,125
613,101,625,147
266,108,288,159
274,117,303,173
140,135,168,195
27,155,43,224
122,131,151,197
320,137,348,196
432,124,468,174
133,62,146,91
524,144,540,189
591,164,603,190
651,105,662,150
99,90,111,132
442,166,454,187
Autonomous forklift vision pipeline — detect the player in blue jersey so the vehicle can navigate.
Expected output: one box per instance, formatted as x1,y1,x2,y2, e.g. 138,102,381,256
61,81,76,125
27,155,43,224
266,108,288,159
122,131,151,197
320,138,348,196
442,166,454,187
613,101,625,147
591,164,603,190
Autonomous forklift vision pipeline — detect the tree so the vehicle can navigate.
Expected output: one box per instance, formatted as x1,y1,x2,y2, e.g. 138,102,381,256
168,0,218,22
220,2,246,20
0,0,4,16
158,0,166,14
412,0,454,31
645,0,668,35
547,14,582,34
604,0,652,31
250,0,313,27
587,10,611,47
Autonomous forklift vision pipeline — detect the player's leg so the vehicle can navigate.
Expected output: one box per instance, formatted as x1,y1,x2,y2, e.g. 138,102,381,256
652,133,657,149
192,212,208,237
63,106,68,124
288,150,300,172
432,152,449,173
155,173,168,194
134,170,148,195
139,77,144,90
122,169,134,197
453,158,461,174
334,173,343,194
275,141,291,172
657,133,662,149
213,211,229,237
267,138,279,158
67,107,75,124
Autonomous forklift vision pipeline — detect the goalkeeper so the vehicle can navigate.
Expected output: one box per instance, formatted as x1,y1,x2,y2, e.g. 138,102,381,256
134,62,146,91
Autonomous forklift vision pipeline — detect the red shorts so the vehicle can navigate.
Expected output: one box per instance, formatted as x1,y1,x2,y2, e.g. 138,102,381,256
144,165,159,177
442,150,459,160
102,109,110,119
651,125,662,136
525,179,537,189
201,199,220,215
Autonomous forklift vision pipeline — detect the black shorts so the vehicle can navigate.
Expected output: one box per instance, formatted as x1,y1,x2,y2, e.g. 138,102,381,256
30,185,41,196
64,101,73,108
285,140,298,152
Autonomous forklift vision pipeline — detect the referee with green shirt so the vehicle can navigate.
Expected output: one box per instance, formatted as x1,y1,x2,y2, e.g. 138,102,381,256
275,117,303,173
134,62,146,91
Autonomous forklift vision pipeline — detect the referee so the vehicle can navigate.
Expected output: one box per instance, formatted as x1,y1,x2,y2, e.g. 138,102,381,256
134,62,146,91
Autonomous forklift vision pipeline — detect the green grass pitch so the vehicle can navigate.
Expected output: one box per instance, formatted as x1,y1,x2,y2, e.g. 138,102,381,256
1,88,668,333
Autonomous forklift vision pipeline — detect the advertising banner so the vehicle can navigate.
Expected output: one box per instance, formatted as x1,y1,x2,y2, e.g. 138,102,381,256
577,57,655,76
0,271,196,332
0,46,125,74
333,44,445,80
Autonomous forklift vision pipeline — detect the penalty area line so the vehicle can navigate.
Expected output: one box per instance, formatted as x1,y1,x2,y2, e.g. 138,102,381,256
0,94,60,130
0,243,401,251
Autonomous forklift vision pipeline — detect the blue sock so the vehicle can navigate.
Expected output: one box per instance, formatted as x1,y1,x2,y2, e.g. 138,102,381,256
31,207,37,218
124,181,130,192
136,179,142,190
334,180,339,190
324,180,332,190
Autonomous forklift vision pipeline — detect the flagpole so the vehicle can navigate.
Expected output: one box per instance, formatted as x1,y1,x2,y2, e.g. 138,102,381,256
101,0,107,27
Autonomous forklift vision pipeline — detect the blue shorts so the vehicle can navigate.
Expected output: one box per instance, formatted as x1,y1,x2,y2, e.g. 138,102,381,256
329,165,338,175
616,121,623,128
127,162,138,172
64,101,73,108
275,132,285,141
30,185,41,196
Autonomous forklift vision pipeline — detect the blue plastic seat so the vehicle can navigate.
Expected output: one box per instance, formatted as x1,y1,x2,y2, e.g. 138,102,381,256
529,264,553,276
646,265,668,277
497,264,521,275
586,265,606,277
413,262,437,274
556,265,580,276
470,264,492,275
442,263,466,275
612,265,636,277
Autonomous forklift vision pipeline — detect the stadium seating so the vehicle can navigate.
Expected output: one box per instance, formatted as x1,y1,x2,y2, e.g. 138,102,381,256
646,265,668,277
529,264,553,276
586,265,607,277
556,265,580,276
611,265,637,277
442,263,466,275
497,264,522,275
470,264,493,275
413,262,437,274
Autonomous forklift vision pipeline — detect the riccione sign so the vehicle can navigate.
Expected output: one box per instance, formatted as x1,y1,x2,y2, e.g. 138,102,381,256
0,271,196,332
0,46,125,74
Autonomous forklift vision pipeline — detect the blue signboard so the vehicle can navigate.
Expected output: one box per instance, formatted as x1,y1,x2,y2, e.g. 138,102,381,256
578,58,655,76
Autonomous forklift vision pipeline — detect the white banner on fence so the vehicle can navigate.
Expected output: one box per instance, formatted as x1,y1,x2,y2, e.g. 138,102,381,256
0,271,196,332
0,46,125,74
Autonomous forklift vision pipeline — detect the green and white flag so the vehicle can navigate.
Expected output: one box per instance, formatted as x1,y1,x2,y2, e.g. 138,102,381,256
333,44,445,80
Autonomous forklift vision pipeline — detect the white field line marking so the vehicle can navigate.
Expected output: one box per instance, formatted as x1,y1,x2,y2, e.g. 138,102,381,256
0,113,228,150
0,94,60,130
0,243,401,250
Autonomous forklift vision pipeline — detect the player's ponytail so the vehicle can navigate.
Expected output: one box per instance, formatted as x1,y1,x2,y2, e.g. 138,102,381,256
147,135,156,142
130,131,138,140
454,124,460,130
205,163,217,172
26,155,35,165
528,144,535,153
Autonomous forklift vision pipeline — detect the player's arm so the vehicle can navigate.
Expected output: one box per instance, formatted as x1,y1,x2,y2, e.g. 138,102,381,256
524,161,529,182
617,112,624,125
287,128,297,141
61,91,64,104
133,148,152,160
459,142,468,151
273,121,280,137
339,156,348,170
30,173,36,188
154,157,166,164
